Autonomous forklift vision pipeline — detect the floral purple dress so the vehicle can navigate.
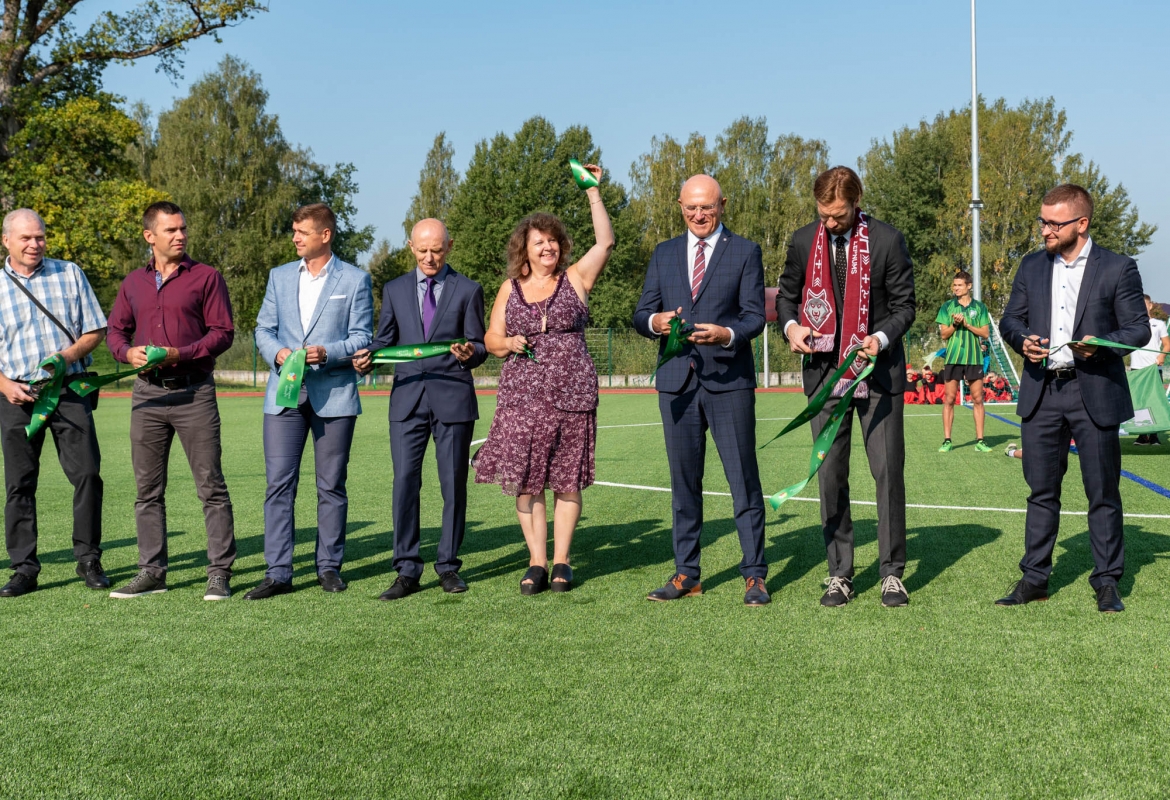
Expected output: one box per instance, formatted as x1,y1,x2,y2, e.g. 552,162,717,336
473,273,598,496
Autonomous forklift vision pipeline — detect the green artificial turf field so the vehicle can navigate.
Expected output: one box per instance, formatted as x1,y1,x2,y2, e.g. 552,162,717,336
2,392,1169,799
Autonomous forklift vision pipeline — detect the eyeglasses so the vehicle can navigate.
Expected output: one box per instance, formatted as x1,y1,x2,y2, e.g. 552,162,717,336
682,204,719,215
1037,216,1085,232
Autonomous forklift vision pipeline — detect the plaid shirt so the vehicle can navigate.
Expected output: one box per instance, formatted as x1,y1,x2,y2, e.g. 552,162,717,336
0,257,107,381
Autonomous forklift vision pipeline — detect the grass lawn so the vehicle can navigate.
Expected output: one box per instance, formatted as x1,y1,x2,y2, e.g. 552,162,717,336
2,391,1169,799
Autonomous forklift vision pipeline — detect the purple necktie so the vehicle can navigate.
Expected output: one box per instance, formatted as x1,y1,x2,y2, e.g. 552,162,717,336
422,277,437,338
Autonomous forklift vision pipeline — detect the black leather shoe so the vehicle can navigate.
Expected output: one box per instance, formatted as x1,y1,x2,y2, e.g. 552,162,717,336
647,574,701,601
550,563,573,593
0,572,37,597
318,569,347,593
243,577,293,600
379,575,420,601
995,579,1048,606
439,571,467,593
1096,583,1124,613
520,566,548,596
76,559,110,590
744,576,770,606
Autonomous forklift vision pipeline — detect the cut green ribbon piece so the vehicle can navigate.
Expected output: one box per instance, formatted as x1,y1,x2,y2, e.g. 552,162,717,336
758,349,876,510
25,354,66,439
369,339,467,363
68,345,169,397
654,316,696,375
1049,336,1167,356
275,348,308,409
569,159,599,190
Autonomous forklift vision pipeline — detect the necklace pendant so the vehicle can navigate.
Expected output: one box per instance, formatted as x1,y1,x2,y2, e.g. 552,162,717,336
541,315,548,333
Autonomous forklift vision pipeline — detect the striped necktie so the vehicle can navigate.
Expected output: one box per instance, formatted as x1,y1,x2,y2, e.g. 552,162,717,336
691,240,707,301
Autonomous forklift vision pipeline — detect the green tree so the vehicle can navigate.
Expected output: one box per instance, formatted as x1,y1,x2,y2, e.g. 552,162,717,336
0,93,164,299
862,96,1156,333
403,132,461,239
147,56,373,331
445,116,642,328
627,132,716,252
0,1,265,164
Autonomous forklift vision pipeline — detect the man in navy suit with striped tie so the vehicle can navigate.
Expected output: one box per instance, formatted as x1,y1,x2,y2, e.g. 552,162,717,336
633,175,769,606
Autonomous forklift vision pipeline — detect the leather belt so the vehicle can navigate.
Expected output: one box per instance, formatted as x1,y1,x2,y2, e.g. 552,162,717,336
139,371,208,389
1047,367,1077,381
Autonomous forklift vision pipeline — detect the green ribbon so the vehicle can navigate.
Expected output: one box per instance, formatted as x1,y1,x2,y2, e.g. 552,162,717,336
68,345,169,397
1048,336,1167,357
569,159,599,190
758,349,876,510
24,354,66,439
653,316,696,375
369,339,467,363
275,348,309,409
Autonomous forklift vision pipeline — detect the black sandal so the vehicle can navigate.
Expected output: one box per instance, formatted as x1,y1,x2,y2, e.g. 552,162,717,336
520,566,548,596
550,563,573,593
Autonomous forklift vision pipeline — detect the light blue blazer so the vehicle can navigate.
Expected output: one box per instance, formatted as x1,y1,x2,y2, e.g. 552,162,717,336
255,256,373,417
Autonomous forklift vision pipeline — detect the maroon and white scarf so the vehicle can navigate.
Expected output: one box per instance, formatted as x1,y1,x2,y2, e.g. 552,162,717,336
799,209,872,398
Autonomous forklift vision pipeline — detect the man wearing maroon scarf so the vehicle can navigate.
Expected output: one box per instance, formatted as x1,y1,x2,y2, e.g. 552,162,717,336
106,201,236,601
777,166,916,608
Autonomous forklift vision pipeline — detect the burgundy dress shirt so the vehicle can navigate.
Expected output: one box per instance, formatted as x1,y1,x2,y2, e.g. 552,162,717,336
107,255,235,376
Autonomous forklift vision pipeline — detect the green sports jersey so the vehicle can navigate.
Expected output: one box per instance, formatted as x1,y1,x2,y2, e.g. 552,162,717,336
936,298,990,366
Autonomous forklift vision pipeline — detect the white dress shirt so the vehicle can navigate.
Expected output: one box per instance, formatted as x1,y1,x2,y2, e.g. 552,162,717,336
1130,316,1168,370
648,224,734,347
298,254,334,334
783,228,888,351
1047,237,1091,369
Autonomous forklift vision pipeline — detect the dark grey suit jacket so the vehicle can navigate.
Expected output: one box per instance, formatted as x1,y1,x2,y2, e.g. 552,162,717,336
777,216,916,395
371,267,488,423
999,243,1148,426
632,227,765,393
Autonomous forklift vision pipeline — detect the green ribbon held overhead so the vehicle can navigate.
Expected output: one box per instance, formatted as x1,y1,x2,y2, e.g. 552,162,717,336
24,354,66,439
68,345,169,397
653,316,696,375
758,349,876,510
569,158,599,190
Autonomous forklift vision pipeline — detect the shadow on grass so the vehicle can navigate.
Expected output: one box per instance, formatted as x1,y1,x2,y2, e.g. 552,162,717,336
1049,524,1170,597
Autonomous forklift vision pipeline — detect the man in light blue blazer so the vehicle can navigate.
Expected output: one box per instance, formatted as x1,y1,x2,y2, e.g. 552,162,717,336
245,203,373,599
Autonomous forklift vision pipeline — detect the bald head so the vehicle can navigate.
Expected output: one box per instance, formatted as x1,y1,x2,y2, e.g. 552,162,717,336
2,209,47,273
408,218,453,277
678,175,726,238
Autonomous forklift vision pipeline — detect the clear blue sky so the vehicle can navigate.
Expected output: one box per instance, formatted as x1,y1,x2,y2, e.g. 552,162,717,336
93,0,1170,298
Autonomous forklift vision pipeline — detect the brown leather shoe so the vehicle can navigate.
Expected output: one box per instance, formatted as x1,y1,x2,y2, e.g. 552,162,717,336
647,574,702,601
744,576,770,606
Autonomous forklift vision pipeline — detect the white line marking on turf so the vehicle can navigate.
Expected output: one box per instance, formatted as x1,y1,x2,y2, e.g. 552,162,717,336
592,481,1170,519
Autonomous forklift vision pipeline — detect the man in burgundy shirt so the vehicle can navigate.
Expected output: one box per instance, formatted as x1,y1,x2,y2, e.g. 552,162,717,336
105,201,237,600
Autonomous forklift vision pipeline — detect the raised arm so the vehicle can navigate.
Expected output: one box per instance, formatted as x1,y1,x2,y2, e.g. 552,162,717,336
567,164,615,297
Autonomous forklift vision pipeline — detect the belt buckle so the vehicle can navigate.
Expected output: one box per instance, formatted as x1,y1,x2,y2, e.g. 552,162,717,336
160,375,184,390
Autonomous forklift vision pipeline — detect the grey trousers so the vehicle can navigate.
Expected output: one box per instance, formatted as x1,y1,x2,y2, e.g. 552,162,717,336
130,377,235,577
810,386,907,580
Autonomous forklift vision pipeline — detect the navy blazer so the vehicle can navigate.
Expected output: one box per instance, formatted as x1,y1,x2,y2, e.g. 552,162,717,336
1000,242,1148,426
371,267,488,424
632,227,766,393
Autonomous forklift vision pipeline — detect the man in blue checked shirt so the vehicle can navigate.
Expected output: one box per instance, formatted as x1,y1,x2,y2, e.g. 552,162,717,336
0,209,109,598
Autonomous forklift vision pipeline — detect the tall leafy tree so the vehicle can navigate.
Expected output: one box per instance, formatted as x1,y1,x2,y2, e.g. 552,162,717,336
445,116,642,327
403,132,461,239
147,55,372,330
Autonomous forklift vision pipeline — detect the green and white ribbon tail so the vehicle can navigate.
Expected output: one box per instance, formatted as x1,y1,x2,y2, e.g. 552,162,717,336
275,348,309,409
68,345,169,398
569,159,599,189
653,316,696,375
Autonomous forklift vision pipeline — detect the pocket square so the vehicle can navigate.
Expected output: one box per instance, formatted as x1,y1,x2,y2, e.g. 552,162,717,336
328,294,347,300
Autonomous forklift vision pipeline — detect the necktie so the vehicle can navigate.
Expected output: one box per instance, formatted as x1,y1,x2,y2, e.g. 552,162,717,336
833,236,848,302
422,277,437,338
691,240,707,301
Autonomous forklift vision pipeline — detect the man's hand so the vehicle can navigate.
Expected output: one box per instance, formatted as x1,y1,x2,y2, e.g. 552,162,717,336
0,376,36,405
127,346,151,368
687,323,732,346
1157,354,1166,367
304,345,327,365
275,348,293,367
861,335,882,357
1067,335,1098,359
352,349,372,374
450,341,475,362
952,313,965,327
786,323,822,355
651,307,682,335
1022,335,1050,364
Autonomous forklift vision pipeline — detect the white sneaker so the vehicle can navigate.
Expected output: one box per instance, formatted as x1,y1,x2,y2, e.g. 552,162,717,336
1004,443,1018,458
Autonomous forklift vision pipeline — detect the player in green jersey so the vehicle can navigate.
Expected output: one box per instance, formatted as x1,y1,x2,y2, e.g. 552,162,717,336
935,271,992,452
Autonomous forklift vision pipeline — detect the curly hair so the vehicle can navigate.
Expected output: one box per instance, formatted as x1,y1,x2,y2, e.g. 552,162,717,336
505,213,572,280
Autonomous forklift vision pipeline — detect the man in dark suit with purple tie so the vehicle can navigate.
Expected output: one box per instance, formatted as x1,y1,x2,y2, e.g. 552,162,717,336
633,175,769,606
354,219,487,600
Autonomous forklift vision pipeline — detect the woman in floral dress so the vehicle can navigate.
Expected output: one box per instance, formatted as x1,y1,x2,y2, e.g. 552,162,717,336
473,163,613,594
